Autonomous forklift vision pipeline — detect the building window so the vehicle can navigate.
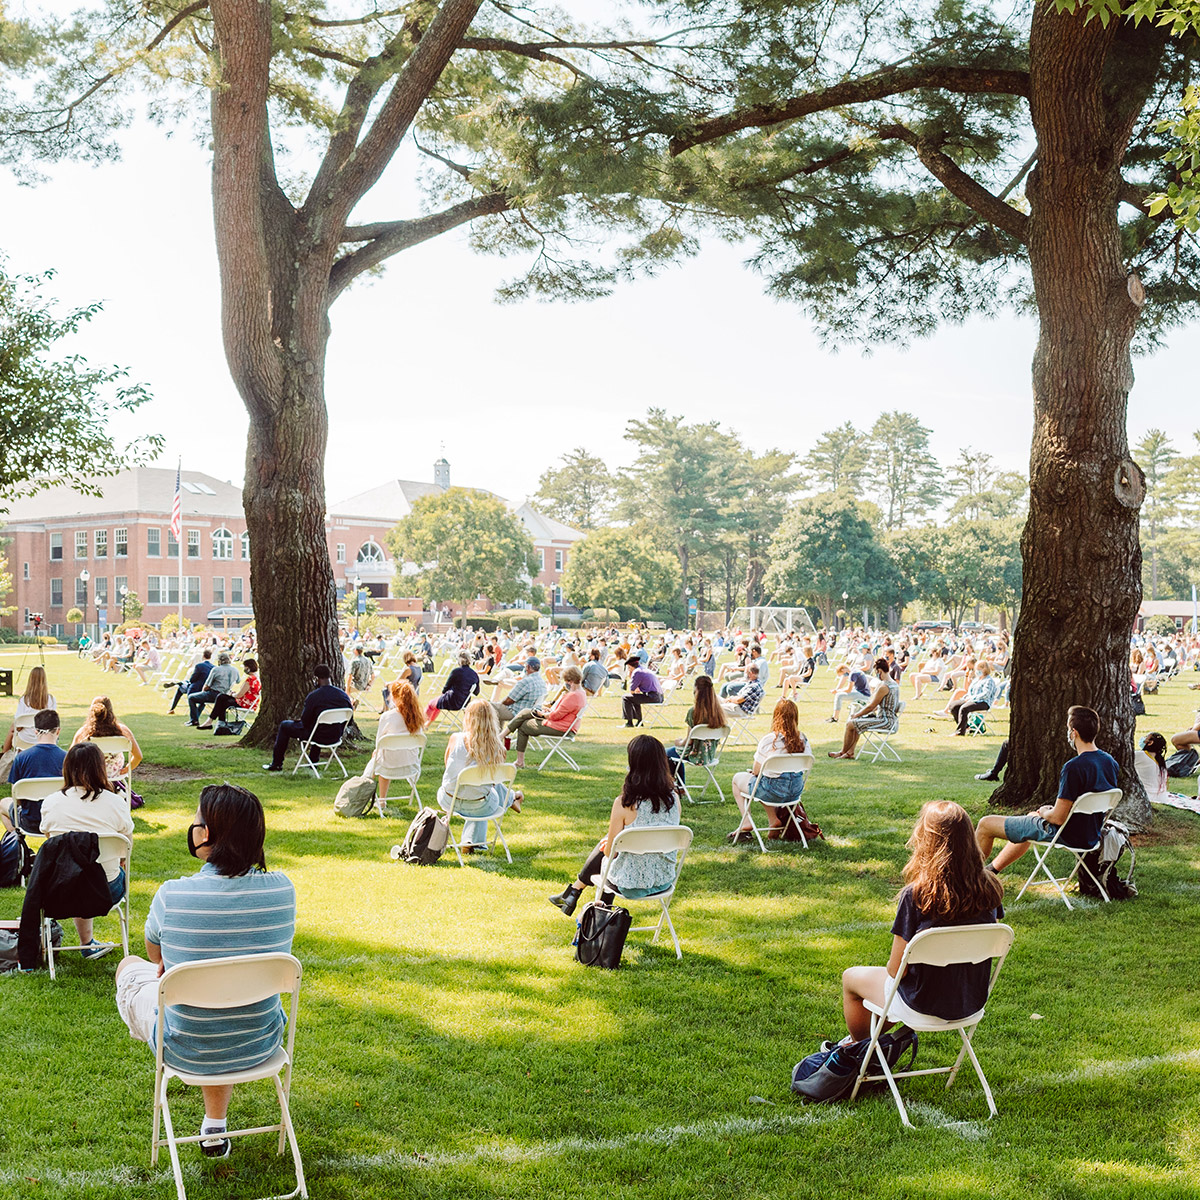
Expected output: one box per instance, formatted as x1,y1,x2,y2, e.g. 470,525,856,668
168,530,180,559
75,530,87,559
115,527,128,557
336,543,346,564
212,528,233,560
212,577,225,605
555,549,563,573
187,529,201,559
22,562,29,580
356,540,385,565
95,529,108,558
50,579,62,607
115,575,127,597
186,577,200,606
75,578,87,607
147,577,161,605
537,548,545,572
241,531,251,559
147,576,181,606
147,528,161,557
95,577,108,606
554,585,563,606
50,533,63,561
231,577,244,605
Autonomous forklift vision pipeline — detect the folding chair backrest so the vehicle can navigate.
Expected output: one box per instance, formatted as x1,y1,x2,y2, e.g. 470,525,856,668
609,825,693,857
12,776,65,802
159,952,302,1011
310,708,354,743
377,733,427,753
455,763,518,792
99,832,133,872
902,922,1015,969
686,725,728,743
758,752,814,776
88,735,131,756
14,715,36,731
1068,788,1123,818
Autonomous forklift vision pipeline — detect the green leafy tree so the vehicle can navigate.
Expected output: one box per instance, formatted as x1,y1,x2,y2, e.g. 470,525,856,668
387,488,534,630
121,590,143,621
765,494,893,629
801,423,870,496
868,412,942,530
945,449,996,521
339,587,380,628
882,526,945,626
923,520,1022,629
1134,428,1179,599
560,526,679,615
533,449,615,530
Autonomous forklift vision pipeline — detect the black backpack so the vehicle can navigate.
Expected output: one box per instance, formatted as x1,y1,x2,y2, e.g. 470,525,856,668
0,833,21,889
1165,748,1200,778
396,807,449,865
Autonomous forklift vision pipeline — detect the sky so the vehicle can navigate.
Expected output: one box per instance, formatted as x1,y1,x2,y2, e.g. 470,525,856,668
2,96,1196,512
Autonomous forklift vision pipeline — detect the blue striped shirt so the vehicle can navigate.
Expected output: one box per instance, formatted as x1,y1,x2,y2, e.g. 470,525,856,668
145,863,296,1074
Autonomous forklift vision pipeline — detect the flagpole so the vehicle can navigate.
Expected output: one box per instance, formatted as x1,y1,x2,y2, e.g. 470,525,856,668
176,457,184,633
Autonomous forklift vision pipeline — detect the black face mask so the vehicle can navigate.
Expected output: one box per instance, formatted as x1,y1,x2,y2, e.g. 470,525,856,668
187,823,209,858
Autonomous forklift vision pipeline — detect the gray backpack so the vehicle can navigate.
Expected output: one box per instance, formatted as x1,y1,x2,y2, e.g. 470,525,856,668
334,775,378,818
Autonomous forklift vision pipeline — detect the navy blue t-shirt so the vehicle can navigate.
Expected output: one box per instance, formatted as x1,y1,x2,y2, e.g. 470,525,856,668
8,743,66,784
849,670,871,696
892,885,1004,1021
1057,749,1119,848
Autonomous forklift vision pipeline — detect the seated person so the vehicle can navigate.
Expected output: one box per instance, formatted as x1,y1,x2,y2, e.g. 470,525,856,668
2,665,56,756
720,645,768,695
828,658,900,760
949,661,998,735
1134,732,1171,804
38,742,134,961
663,648,688,691
1171,712,1200,752
72,696,143,795
114,784,296,1159
168,650,213,715
729,698,809,842
622,662,664,727
974,704,1117,873
839,801,1004,1042
425,652,481,727
134,644,162,685
5,709,68,833
547,735,680,916
381,651,423,710
187,652,241,726
345,645,375,708
261,664,352,772
720,663,765,724
490,657,546,726
580,648,609,696
909,648,945,701
439,700,521,850
369,681,426,800
666,675,727,786
507,667,586,768
825,665,873,722
198,659,261,731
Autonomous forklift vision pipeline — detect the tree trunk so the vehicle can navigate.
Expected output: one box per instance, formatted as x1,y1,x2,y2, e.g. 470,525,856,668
993,10,1165,829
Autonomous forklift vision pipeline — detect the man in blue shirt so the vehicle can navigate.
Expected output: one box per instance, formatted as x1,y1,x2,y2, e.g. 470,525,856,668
262,665,353,772
975,704,1118,873
5,710,67,833
168,650,214,715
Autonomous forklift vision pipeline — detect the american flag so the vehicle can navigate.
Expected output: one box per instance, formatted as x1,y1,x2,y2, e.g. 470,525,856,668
170,463,182,543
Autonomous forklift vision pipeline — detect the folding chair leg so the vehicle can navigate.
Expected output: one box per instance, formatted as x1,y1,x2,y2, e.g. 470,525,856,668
492,819,513,864
660,901,682,958
158,1079,189,1200
272,1073,309,1198
151,1067,163,1166
43,918,56,981
958,1027,999,1119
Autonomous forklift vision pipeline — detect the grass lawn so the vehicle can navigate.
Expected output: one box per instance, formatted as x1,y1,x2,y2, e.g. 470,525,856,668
2,647,1199,1200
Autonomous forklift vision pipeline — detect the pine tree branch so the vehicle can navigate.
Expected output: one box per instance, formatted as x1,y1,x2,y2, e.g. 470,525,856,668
668,65,1031,155
329,191,509,301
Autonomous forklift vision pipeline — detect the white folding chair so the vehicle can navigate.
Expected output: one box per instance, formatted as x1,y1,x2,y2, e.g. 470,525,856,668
10,776,64,886
372,732,427,814
442,763,518,865
1012,788,1123,910
591,825,694,958
671,726,730,804
42,832,132,980
848,923,1016,1127
151,953,307,1200
642,683,680,730
724,705,761,747
88,734,135,794
12,715,38,751
532,701,588,772
859,702,905,763
292,708,354,779
744,752,815,851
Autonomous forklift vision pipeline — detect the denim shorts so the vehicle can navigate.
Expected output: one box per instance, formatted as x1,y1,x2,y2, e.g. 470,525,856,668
1003,814,1056,844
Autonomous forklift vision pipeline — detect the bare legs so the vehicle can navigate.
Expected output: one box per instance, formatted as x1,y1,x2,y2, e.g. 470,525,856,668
975,813,1032,872
841,966,896,1041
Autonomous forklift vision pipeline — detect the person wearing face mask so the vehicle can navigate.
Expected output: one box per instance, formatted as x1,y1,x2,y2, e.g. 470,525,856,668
973,705,1117,877
113,784,296,1161
948,660,999,736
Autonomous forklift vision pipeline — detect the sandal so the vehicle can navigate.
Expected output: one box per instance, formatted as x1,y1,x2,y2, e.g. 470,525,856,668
510,792,523,814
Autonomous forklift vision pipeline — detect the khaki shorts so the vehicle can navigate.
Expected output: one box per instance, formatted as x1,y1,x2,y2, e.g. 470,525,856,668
115,957,160,1046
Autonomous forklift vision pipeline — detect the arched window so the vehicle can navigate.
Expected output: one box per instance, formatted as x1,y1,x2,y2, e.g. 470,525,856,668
240,531,251,559
212,527,234,560
356,540,385,565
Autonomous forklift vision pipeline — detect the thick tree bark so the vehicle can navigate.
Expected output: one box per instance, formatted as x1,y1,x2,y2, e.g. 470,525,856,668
993,10,1165,829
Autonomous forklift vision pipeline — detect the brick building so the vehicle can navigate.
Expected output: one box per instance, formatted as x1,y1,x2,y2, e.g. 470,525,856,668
2,462,583,636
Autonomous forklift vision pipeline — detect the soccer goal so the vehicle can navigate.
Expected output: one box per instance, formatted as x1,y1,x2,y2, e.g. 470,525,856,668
728,606,816,636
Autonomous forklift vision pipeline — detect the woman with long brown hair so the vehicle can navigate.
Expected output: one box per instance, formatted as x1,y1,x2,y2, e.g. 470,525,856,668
729,698,810,843
666,674,727,788
2,665,55,754
370,680,427,799
837,800,1004,1042
72,696,143,788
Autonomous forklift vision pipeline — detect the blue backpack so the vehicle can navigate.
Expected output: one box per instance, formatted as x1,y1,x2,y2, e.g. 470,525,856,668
0,832,22,889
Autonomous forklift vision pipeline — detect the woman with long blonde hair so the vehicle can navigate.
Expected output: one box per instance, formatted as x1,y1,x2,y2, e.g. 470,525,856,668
837,801,1004,1042
370,681,427,800
437,699,522,851
2,665,56,754
729,698,812,842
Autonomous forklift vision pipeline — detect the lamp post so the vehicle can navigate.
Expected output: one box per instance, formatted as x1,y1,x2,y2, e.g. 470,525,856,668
78,569,90,637
119,584,129,626
354,574,362,636
685,586,693,630
841,590,849,633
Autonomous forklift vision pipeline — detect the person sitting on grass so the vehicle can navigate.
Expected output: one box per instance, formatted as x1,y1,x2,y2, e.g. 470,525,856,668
114,784,295,1160
1135,731,1171,804
261,665,352,772
425,652,480,727
548,735,680,917
1170,711,1200,752
837,800,1003,1044
974,704,1117,875
665,675,727,787
198,659,261,732
438,700,522,852
828,658,899,761
36,742,134,963
825,664,873,723
369,681,426,801
507,666,586,768
729,698,810,843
